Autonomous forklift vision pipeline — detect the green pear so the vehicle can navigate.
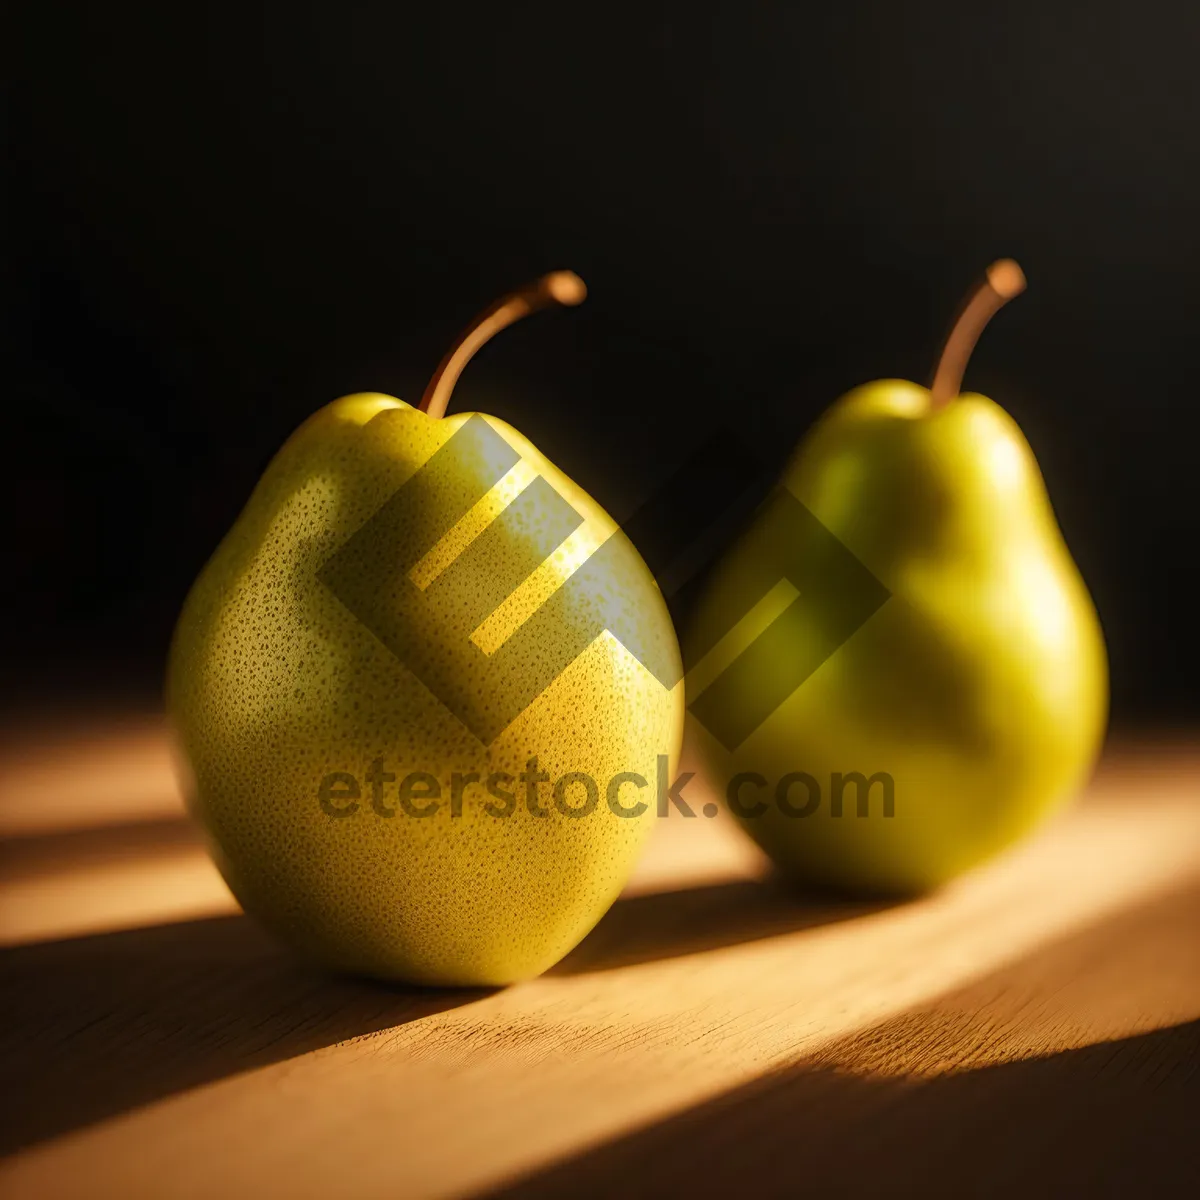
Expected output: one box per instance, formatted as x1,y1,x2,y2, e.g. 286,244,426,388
168,273,684,986
686,261,1108,893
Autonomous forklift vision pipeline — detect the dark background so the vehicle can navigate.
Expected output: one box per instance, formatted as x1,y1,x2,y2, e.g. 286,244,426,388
6,1,1199,722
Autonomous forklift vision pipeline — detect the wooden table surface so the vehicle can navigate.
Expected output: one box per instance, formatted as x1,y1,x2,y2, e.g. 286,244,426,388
1,717,1198,1198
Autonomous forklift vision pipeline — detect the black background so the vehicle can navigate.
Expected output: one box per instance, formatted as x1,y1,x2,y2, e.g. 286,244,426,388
7,1,1200,722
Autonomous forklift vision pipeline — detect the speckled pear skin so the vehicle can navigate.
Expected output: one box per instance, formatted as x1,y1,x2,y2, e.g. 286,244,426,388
168,393,684,986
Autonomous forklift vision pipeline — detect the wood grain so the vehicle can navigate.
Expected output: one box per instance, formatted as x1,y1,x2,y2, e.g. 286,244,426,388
0,727,1198,1199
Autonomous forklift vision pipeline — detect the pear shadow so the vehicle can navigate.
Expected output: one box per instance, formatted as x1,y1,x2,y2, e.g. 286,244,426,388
550,875,898,976
491,879,1200,1198
0,914,492,1156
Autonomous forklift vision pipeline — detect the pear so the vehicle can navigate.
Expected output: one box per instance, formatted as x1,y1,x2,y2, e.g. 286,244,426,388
168,273,683,985
686,261,1107,894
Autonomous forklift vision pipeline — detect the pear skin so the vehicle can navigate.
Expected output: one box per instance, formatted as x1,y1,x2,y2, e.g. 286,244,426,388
168,279,683,986
686,265,1108,893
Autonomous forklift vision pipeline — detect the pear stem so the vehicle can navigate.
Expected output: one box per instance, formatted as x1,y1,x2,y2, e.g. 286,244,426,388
929,259,1027,410
418,271,587,420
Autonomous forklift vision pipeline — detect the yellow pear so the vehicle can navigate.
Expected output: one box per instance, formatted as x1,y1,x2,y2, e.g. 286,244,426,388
686,262,1108,893
168,274,683,985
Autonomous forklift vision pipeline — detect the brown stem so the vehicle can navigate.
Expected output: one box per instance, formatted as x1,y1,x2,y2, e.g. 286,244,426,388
929,259,1027,410
419,271,587,420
